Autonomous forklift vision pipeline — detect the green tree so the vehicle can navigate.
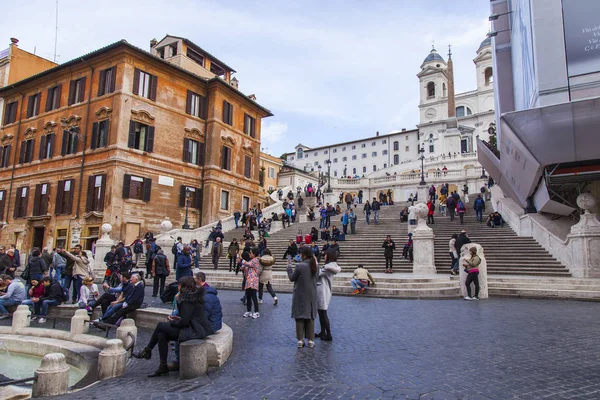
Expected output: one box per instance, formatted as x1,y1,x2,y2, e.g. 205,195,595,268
279,153,287,161
487,122,497,149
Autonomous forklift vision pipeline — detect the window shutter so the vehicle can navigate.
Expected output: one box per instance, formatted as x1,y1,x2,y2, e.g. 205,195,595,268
197,142,204,166
251,118,256,138
244,156,251,178
98,174,106,211
66,180,74,214
39,135,46,160
79,77,86,102
72,134,79,154
179,185,186,207
109,66,116,93
68,80,76,105
33,184,41,216
3,145,10,168
19,141,26,164
0,191,5,220
61,130,69,156
222,100,229,124
91,122,99,150
48,134,54,159
26,95,34,118
142,178,152,202
55,180,64,214
22,186,29,216
45,88,52,112
226,147,232,170
146,126,155,152
26,139,34,163
185,90,192,115
200,95,208,119
98,69,106,96
55,84,62,108
132,68,140,95
41,184,50,215
128,121,136,148
85,175,94,212
183,138,190,162
243,114,248,135
195,188,203,210
13,188,21,218
122,174,131,199
149,75,157,101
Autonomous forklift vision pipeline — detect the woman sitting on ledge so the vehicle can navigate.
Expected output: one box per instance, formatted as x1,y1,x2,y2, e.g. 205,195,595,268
133,276,213,377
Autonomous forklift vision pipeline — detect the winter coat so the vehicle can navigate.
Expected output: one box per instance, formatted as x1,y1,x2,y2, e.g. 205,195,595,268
0,254,13,275
241,257,260,290
258,255,275,284
455,234,471,255
341,214,349,225
317,262,341,310
40,281,64,303
283,243,298,259
176,252,193,270
61,251,89,278
227,242,240,257
203,286,223,333
382,240,396,258
153,254,170,276
287,259,318,320
172,288,214,342
27,256,47,276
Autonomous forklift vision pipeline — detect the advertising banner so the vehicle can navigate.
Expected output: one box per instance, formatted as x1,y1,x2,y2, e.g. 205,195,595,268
562,0,600,77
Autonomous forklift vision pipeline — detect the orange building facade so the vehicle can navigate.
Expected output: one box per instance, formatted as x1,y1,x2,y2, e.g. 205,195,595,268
0,37,271,253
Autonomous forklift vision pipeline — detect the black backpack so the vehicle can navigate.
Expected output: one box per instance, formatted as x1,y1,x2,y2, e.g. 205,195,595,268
160,282,179,304
431,204,436,211
133,241,144,254
58,284,69,303
171,242,179,255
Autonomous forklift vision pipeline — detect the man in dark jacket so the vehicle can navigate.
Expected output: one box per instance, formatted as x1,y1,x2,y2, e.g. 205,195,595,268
194,272,222,333
152,249,170,297
103,273,145,325
41,248,53,272
176,246,193,280
455,230,471,258
371,198,381,224
382,235,396,273
473,194,486,222
27,248,48,282
0,248,13,276
446,196,457,221
35,277,63,323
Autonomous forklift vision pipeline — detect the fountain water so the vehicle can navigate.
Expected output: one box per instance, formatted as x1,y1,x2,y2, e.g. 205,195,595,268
0,341,11,356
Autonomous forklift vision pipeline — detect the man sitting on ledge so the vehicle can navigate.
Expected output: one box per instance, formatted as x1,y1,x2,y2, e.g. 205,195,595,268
91,273,131,316
0,274,25,319
95,273,144,326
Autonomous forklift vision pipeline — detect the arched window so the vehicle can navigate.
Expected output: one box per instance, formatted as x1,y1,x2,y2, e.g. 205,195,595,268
427,82,435,98
394,154,399,165
334,170,337,177
353,167,356,174
443,83,447,97
485,67,493,85
372,165,377,172
455,106,473,117
393,141,399,151
363,166,367,173
297,148,303,159
383,163,387,168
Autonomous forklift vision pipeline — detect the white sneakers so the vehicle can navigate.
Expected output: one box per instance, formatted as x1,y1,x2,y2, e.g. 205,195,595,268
252,312,260,319
307,340,315,348
273,297,278,306
243,312,260,318
38,318,47,323
464,296,472,301
257,299,263,304
243,312,252,318
298,340,304,348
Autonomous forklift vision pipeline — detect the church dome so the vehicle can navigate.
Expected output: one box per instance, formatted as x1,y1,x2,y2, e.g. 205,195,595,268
423,48,445,64
478,36,491,51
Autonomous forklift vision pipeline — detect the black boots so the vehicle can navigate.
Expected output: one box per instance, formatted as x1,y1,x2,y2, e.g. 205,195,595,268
148,363,169,378
167,361,180,371
132,347,152,360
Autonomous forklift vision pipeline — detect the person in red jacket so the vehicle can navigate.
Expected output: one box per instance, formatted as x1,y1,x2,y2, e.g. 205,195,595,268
427,200,435,224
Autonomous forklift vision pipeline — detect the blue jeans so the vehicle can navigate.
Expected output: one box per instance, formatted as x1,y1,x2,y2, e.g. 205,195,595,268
373,210,379,223
102,303,123,320
320,217,326,228
0,299,21,314
365,213,370,224
491,217,503,227
73,275,83,303
350,279,368,290
194,255,199,269
234,218,239,228
34,299,60,316
475,209,483,222
53,265,65,282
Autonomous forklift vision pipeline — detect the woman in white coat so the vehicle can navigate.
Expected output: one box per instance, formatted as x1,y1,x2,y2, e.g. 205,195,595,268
315,248,341,341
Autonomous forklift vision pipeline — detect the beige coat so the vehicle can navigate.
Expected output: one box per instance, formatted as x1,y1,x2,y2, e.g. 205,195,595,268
62,251,90,277
258,255,275,284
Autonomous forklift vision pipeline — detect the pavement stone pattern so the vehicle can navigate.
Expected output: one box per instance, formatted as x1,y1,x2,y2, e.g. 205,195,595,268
4,286,600,399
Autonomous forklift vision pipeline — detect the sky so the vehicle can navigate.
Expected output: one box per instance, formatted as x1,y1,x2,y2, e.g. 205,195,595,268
1,0,491,158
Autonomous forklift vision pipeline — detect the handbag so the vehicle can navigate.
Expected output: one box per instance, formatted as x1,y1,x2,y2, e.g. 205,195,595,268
20,265,30,281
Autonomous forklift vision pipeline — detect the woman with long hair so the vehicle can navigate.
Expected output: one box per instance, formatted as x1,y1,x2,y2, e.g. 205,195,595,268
316,249,341,341
239,247,261,318
287,246,318,348
133,276,213,377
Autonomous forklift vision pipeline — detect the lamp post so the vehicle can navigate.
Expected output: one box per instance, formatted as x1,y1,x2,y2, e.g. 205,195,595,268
419,144,426,186
182,188,192,229
325,159,332,193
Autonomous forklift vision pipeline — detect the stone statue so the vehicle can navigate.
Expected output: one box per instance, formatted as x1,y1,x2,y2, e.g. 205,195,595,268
570,193,600,234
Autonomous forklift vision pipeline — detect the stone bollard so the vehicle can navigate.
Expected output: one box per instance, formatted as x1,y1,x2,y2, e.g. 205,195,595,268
32,353,70,398
458,243,488,299
70,309,90,336
98,339,127,380
116,318,137,350
179,340,208,379
412,203,436,275
11,304,31,333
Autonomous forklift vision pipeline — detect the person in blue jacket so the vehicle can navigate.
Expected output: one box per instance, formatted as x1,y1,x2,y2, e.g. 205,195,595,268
176,246,193,280
194,271,222,333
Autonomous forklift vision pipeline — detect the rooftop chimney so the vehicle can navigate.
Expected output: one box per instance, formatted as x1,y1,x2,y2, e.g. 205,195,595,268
376,131,380,137
10,38,18,46
402,128,406,132
150,38,157,49
230,77,239,89
248,94,257,101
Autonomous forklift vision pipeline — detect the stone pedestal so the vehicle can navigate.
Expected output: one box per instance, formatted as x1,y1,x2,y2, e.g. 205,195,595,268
93,223,116,282
155,220,175,267
116,318,137,349
32,353,70,398
412,203,436,275
98,339,127,380
11,304,31,333
567,194,600,278
458,243,488,299
417,185,428,204
70,309,90,336
179,339,208,379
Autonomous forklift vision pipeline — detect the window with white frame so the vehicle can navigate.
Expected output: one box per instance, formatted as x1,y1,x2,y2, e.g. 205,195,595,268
220,190,229,210
268,167,275,178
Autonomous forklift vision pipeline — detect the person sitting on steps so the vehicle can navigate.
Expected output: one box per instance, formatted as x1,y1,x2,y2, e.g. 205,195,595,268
350,265,375,295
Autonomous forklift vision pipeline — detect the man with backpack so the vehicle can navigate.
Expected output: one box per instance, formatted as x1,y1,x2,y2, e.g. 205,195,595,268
457,199,467,225
473,194,486,222
446,195,456,221
131,237,144,267
371,198,381,224
429,185,436,201
172,237,183,269
427,199,436,224
34,277,65,323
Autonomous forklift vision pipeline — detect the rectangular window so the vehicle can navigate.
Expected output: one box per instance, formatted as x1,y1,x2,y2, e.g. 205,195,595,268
324,150,328,154
45,85,62,111
333,158,338,163
133,69,157,101
61,129,78,156
91,120,109,149
19,139,34,164
405,146,410,152
179,186,202,210
342,157,347,162
314,161,318,166
382,150,388,155
33,183,50,216
0,190,5,220
333,149,337,153
405,136,409,141
362,153,367,159
187,48,204,66
55,179,74,215
26,94,41,118
382,140,387,144
186,91,207,119
342,147,346,151
352,155,357,160
351,145,356,150
243,114,256,137
242,196,250,213
361,144,366,148
221,146,232,170
128,121,155,152
3,101,18,125
98,66,116,96
0,145,11,168
55,228,68,249
222,101,233,126
39,133,55,160
14,186,29,218
371,141,376,146
122,174,151,201
372,152,377,157
183,138,204,165
86,174,106,212
429,144,434,153
268,167,275,178
68,77,86,105
244,155,252,178
220,190,229,210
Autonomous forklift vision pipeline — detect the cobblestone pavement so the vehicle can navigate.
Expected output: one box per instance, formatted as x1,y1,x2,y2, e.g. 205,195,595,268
6,287,600,399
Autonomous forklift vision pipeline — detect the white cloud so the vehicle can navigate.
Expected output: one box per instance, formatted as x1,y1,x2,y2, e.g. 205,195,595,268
261,121,288,144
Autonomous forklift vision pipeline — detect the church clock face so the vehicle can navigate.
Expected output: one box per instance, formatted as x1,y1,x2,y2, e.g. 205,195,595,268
425,108,437,120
